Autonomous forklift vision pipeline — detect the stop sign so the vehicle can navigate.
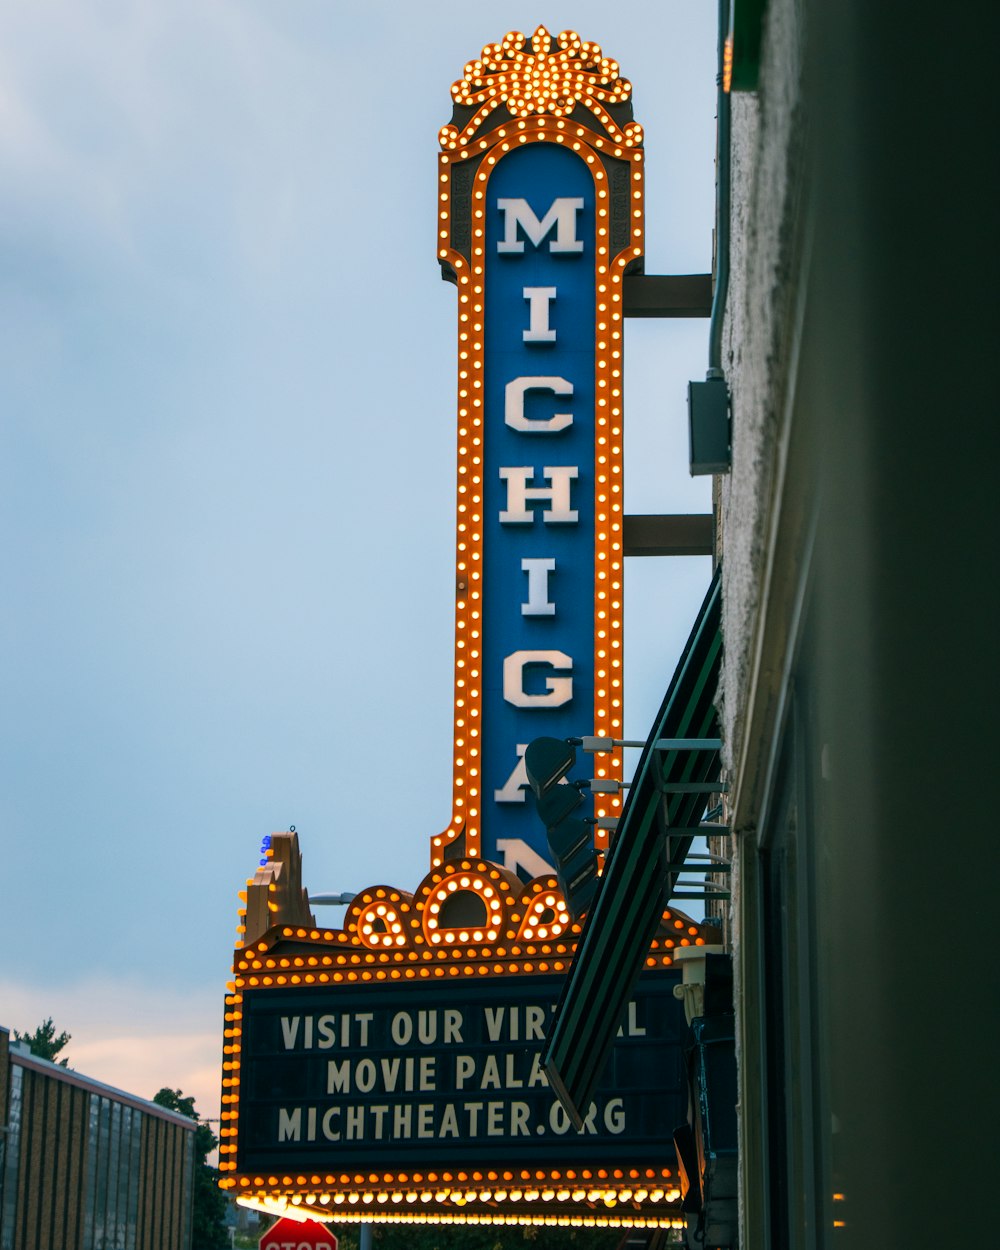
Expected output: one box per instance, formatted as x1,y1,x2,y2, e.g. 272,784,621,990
259,1215,338,1250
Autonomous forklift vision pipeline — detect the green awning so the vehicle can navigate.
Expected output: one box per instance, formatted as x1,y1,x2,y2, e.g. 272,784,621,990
543,569,723,1127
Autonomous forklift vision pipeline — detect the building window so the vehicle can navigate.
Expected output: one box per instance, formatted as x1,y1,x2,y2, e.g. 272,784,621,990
755,619,833,1249
0,1066,22,1250
83,1095,146,1250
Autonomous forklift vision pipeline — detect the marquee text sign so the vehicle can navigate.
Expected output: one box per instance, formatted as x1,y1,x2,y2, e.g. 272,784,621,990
219,30,709,1230
236,973,683,1174
431,25,645,882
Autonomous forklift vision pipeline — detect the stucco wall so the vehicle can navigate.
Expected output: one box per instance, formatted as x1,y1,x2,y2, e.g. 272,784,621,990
716,7,808,1243
717,0,806,793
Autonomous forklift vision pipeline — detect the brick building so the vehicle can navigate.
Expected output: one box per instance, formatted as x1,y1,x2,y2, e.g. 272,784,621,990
0,1024,195,1250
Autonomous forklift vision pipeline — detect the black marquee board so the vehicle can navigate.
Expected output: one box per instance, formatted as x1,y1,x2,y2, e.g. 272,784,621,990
236,971,685,1175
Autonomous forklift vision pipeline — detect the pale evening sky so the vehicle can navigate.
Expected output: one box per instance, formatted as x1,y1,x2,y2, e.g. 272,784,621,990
1,0,716,1120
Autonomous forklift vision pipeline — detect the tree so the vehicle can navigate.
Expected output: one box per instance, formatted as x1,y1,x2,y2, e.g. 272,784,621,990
13,1017,71,1065
154,1087,229,1250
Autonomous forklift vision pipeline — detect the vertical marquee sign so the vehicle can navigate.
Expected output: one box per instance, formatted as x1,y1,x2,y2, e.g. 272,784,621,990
432,26,644,880
220,28,716,1234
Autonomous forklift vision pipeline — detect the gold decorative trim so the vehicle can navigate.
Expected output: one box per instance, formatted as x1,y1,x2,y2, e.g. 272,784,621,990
433,114,643,869
440,27,642,150
220,850,718,1213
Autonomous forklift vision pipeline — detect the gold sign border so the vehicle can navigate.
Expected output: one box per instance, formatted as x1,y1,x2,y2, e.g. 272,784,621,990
219,858,713,1209
431,114,644,871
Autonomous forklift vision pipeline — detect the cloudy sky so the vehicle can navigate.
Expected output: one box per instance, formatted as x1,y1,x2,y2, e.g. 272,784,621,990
1,0,715,1122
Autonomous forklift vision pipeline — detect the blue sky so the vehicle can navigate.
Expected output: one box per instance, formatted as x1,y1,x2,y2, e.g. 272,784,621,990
1,1,715,1118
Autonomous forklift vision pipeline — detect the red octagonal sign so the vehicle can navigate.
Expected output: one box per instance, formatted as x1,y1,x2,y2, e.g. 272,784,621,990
259,1216,338,1250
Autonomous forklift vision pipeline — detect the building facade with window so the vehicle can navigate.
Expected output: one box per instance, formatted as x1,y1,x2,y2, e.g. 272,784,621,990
544,1,995,1247
717,0,994,1247
0,1025,195,1250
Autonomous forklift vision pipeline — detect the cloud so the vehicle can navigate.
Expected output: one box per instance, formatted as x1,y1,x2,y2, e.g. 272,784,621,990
0,973,223,1123
0,1,716,1146
0,0,331,294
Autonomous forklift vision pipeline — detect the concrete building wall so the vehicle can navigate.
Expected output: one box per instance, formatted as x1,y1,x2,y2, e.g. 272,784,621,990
718,0,807,796
714,1,996,1247
715,5,815,1245
138,1108,194,1250
0,1030,8,1165
9,1061,90,1250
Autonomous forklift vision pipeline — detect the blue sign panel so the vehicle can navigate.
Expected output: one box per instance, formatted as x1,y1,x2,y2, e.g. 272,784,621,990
430,52,643,881
480,143,597,874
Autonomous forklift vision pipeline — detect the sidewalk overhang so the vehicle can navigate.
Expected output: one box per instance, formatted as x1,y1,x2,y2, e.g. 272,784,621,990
542,570,723,1127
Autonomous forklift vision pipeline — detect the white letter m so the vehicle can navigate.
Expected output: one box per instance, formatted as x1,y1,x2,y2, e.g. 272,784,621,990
497,198,584,254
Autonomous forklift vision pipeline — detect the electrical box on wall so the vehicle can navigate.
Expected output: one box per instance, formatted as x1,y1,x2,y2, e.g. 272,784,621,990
688,377,731,475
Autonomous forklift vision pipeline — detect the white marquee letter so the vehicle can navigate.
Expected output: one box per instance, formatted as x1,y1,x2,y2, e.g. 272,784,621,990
503,650,574,708
504,377,573,433
494,743,529,803
496,839,555,878
278,1108,301,1142
499,466,578,524
523,287,557,342
521,558,556,616
496,198,584,254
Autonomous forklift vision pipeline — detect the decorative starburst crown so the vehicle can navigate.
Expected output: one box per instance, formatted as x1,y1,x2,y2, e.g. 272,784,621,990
440,26,643,150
